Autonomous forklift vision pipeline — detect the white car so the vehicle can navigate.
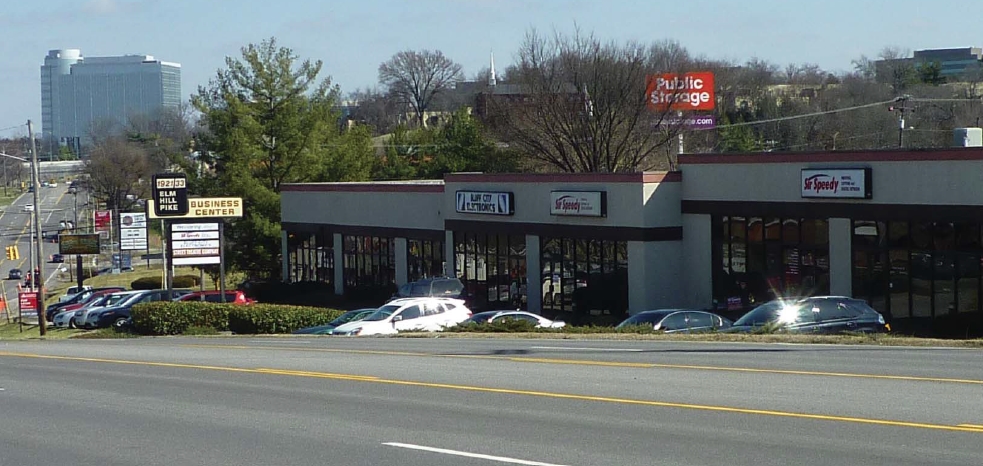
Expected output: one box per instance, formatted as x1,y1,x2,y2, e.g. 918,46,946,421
22,204,34,212
463,310,566,328
52,309,78,328
331,298,472,336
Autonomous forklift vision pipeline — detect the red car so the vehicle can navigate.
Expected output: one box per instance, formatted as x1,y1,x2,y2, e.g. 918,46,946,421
176,290,254,305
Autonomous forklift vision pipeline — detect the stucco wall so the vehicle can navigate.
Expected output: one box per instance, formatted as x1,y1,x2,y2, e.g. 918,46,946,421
281,189,444,231
682,159,983,205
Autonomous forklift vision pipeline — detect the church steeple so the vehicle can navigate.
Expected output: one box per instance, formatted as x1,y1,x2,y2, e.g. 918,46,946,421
489,51,497,87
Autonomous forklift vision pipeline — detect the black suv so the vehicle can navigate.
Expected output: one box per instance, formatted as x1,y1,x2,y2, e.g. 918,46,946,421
390,277,467,302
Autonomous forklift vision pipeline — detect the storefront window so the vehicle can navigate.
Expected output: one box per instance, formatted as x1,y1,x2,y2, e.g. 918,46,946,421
286,230,333,284
712,216,829,316
343,235,395,297
408,239,445,282
454,233,526,311
540,238,627,320
853,221,983,324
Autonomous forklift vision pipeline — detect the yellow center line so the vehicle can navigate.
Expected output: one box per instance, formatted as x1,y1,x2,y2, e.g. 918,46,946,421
180,344,983,385
957,424,983,429
1,350,981,435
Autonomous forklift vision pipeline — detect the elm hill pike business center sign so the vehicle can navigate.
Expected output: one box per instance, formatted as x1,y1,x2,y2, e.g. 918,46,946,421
148,172,244,267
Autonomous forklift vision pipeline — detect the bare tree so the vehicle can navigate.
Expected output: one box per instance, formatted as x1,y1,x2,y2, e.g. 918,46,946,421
485,30,695,172
378,50,463,128
84,137,150,211
348,87,406,134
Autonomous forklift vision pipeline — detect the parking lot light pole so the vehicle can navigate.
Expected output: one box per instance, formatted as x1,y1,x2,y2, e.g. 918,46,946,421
69,186,82,291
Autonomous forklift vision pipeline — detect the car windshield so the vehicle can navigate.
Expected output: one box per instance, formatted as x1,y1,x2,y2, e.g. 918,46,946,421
104,294,135,306
734,301,810,326
616,311,673,328
465,311,499,323
331,309,375,325
407,284,431,297
361,305,400,322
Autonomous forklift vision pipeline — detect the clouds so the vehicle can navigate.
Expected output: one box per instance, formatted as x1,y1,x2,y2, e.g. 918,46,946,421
82,0,157,16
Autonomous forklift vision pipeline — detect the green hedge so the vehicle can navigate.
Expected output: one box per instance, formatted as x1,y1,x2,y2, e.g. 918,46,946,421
131,301,344,335
228,304,344,334
131,302,234,335
130,274,200,290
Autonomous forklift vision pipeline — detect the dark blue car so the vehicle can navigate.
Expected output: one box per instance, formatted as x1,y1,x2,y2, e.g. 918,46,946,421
724,296,890,334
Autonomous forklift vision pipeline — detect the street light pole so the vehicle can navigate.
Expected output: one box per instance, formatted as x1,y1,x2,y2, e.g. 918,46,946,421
27,120,46,336
70,187,82,291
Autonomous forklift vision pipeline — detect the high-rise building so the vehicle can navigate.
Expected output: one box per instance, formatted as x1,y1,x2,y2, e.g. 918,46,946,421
41,49,181,148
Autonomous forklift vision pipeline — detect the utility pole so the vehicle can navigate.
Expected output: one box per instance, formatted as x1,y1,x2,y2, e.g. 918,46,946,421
28,120,46,336
889,95,913,149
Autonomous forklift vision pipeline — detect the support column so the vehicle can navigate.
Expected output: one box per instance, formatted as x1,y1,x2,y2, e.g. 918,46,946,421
333,233,344,296
395,238,408,286
444,230,455,277
828,218,853,297
524,234,541,314
280,230,289,282
682,214,714,309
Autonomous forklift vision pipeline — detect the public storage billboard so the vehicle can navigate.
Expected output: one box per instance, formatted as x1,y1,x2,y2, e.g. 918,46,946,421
646,72,715,111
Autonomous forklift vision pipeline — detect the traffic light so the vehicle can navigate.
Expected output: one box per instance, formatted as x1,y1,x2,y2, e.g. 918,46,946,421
4,246,11,260
12,246,19,260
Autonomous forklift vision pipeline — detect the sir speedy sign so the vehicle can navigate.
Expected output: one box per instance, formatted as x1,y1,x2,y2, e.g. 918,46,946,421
800,168,872,199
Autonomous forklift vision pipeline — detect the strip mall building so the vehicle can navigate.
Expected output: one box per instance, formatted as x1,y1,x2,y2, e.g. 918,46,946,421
281,148,983,336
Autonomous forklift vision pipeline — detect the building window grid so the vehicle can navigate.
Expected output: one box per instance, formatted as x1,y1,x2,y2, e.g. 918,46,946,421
408,239,445,282
454,233,527,311
286,230,334,284
712,216,830,313
852,221,983,323
343,235,395,291
540,237,627,317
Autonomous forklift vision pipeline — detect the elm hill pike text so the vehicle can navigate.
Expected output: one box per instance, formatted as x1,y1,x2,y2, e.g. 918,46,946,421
158,190,181,211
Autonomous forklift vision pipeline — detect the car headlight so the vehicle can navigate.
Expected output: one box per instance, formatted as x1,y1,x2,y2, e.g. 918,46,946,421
877,314,886,325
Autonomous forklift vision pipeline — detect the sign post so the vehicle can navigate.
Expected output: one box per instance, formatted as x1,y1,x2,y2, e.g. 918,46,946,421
151,173,190,293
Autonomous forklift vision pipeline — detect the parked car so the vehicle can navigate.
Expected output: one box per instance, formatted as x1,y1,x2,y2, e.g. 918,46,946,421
72,291,141,328
390,277,467,302
723,296,890,334
50,253,64,263
175,290,254,305
47,288,126,322
7,269,22,280
22,204,34,212
85,289,192,329
463,310,566,328
331,298,472,336
616,309,732,333
292,308,377,335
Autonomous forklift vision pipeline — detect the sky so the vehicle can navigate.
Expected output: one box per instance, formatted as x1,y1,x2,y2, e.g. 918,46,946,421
0,0,977,138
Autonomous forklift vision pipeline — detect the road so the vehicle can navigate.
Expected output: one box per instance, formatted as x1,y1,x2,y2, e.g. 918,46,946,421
1,337,981,465
0,183,80,318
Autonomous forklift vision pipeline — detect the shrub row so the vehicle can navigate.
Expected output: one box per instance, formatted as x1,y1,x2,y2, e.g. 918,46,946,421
447,321,661,334
131,302,343,335
131,274,201,290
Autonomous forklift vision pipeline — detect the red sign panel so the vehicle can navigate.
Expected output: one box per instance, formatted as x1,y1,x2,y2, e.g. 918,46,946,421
94,210,112,232
18,291,38,317
646,72,715,111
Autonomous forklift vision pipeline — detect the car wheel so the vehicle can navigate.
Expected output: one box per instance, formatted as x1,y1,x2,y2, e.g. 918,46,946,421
113,317,129,329
68,320,76,329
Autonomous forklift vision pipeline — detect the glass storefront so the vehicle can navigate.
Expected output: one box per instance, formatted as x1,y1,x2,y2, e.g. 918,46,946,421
853,221,983,326
540,238,628,319
408,239,445,282
453,233,527,311
286,230,333,284
342,235,396,296
712,216,829,315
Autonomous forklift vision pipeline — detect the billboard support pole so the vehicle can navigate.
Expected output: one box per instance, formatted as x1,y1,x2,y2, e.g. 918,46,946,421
163,219,172,294
219,221,226,303
76,255,83,291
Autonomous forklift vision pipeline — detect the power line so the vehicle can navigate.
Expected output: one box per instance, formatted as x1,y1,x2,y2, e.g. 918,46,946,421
695,99,899,131
0,124,27,134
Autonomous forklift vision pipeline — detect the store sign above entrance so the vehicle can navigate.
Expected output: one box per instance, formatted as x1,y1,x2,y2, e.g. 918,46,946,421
801,168,872,199
456,191,514,216
550,191,607,217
